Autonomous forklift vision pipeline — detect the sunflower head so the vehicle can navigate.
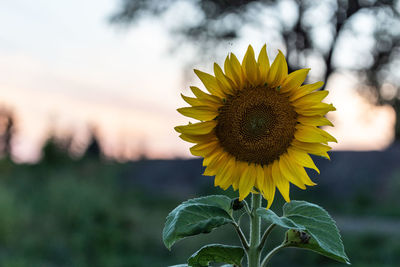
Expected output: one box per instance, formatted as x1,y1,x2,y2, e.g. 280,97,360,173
175,45,336,208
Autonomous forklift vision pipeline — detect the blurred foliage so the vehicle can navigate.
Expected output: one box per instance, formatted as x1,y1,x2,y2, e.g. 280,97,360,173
0,107,399,266
111,0,400,139
0,108,14,158
0,149,399,266
0,157,180,267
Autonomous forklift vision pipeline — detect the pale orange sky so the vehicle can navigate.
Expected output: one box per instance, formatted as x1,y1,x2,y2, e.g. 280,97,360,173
0,0,396,162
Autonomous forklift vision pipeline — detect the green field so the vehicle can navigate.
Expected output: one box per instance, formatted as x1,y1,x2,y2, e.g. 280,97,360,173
0,151,399,267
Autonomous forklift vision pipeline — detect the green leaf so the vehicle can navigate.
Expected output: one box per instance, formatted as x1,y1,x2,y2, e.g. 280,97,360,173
257,201,350,264
163,195,234,249
187,244,245,267
285,229,349,264
283,201,350,264
257,208,304,230
185,195,232,214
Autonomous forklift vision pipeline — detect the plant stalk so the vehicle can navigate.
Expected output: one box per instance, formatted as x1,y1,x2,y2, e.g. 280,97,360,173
247,193,262,267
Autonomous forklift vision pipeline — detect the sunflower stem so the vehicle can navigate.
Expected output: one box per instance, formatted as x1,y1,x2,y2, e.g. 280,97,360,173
248,193,262,267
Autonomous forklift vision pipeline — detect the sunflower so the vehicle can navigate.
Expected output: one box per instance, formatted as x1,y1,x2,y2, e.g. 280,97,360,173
175,45,336,208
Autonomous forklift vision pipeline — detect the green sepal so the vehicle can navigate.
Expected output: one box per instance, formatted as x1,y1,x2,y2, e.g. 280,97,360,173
163,195,233,249
187,244,245,267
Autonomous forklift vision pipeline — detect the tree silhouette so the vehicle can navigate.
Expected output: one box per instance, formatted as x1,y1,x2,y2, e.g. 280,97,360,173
111,0,400,139
41,136,72,164
0,108,15,158
84,133,102,160
83,126,103,160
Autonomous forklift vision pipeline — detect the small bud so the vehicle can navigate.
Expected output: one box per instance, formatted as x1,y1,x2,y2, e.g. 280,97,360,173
285,229,311,245
231,198,244,210
299,231,311,244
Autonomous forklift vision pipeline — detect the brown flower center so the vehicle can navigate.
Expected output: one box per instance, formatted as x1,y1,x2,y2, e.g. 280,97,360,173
215,86,297,165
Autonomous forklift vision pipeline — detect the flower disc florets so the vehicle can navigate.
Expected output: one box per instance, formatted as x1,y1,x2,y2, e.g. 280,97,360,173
216,85,297,165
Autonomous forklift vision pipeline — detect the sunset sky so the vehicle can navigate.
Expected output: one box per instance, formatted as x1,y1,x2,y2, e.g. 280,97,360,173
0,0,396,162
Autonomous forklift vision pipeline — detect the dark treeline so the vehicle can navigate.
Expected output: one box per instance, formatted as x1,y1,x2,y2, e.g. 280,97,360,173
0,107,104,163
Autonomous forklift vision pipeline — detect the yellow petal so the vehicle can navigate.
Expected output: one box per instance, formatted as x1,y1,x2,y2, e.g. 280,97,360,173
179,132,216,143
224,55,240,88
255,164,265,191
266,50,288,88
229,53,245,88
287,147,320,174
216,156,236,189
232,161,246,191
238,164,256,201
194,69,225,98
177,106,218,121
214,63,235,95
181,94,202,107
295,125,337,144
279,153,306,189
295,103,336,116
257,44,270,84
216,155,235,176
271,160,290,202
174,121,217,135
190,86,223,104
291,139,332,159
263,165,276,209
297,115,334,127
190,140,219,157
242,45,260,86
280,68,310,93
289,81,324,102
181,93,222,108
232,179,240,191
288,162,316,186
214,173,225,187
292,90,329,107
203,148,224,166
204,151,229,176
294,125,328,143
319,128,338,143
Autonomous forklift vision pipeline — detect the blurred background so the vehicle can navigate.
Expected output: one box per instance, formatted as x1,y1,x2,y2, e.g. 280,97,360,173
0,0,400,266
